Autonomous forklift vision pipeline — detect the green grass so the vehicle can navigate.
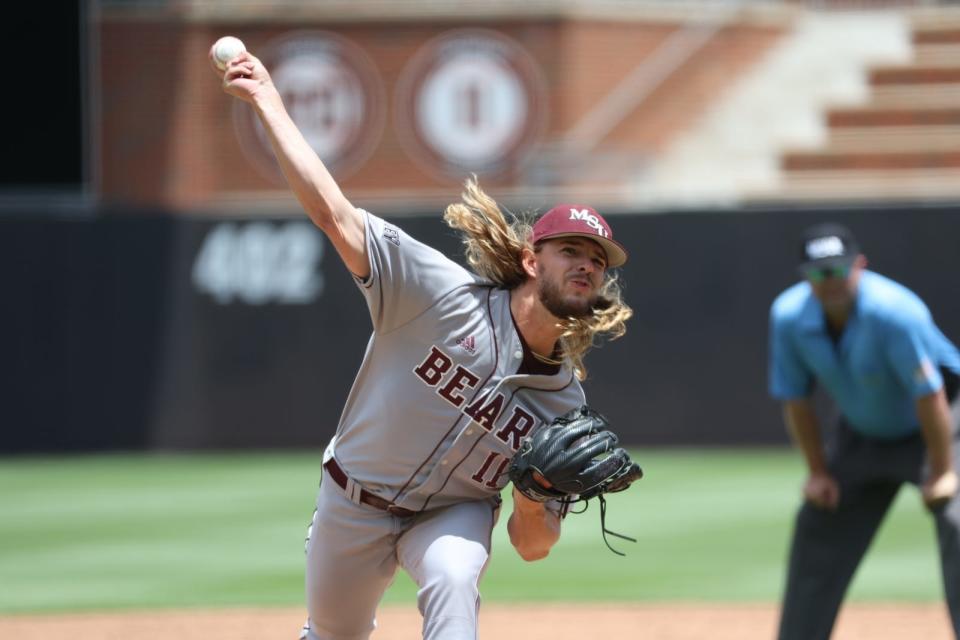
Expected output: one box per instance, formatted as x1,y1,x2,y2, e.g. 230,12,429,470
0,449,944,614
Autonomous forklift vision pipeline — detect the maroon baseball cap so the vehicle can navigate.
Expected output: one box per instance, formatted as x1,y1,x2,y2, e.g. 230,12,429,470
530,204,628,268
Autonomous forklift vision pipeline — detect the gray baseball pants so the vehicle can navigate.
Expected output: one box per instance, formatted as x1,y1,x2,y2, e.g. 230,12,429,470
300,467,500,640
777,399,960,640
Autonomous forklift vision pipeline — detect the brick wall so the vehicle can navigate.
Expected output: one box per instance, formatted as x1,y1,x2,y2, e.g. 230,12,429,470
98,13,783,210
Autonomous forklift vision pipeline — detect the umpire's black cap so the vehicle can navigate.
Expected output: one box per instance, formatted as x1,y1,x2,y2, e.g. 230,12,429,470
799,223,860,270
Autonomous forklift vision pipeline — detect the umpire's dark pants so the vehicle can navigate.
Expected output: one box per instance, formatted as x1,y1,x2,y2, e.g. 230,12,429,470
777,398,960,640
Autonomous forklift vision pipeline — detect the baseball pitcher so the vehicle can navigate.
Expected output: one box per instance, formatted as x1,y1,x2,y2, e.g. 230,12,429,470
211,43,642,640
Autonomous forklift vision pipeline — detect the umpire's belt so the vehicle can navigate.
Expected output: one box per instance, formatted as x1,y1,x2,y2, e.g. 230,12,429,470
324,458,418,518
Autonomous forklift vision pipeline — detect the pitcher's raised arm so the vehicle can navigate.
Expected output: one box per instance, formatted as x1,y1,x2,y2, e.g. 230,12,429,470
210,43,368,279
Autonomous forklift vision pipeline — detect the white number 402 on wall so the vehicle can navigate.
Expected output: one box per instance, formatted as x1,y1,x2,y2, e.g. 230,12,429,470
191,221,325,305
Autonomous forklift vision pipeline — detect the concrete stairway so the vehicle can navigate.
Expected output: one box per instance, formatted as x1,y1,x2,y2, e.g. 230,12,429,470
777,15,960,200
637,10,911,206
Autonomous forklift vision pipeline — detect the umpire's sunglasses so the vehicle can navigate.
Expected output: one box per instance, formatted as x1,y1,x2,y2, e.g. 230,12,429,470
802,264,851,283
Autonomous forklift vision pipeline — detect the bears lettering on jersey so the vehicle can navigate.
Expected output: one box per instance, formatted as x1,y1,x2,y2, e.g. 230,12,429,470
414,344,540,438
413,344,546,492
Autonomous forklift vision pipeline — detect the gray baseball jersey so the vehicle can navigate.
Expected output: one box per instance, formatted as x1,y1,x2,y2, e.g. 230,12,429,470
302,209,588,639
327,209,587,511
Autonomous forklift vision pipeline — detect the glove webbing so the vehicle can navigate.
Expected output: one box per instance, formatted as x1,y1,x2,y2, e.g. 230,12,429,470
565,495,637,556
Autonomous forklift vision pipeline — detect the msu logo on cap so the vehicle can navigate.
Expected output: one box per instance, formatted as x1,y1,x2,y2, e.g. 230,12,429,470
568,208,610,239
570,207,610,238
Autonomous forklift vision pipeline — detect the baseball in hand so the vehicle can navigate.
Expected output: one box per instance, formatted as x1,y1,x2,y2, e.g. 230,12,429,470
212,36,246,70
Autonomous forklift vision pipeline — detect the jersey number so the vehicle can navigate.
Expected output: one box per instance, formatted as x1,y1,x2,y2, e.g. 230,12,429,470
471,451,510,489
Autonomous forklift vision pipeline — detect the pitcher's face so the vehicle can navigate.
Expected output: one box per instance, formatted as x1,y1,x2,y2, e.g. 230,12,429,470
534,238,606,319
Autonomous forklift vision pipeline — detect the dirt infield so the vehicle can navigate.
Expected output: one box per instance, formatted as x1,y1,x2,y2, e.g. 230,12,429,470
0,603,954,639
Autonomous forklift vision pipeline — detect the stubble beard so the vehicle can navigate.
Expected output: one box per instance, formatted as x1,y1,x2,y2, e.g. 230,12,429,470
537,273,596,320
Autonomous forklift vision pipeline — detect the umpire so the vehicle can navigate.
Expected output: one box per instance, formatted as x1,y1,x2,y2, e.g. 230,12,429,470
768,222,960,639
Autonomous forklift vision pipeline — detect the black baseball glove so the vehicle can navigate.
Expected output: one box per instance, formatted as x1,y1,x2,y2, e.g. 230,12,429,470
508,405,643,554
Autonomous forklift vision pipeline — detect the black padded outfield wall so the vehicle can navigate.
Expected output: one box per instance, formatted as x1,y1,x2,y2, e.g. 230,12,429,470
146,216,373,450
0,212,174,452
2,202,959,452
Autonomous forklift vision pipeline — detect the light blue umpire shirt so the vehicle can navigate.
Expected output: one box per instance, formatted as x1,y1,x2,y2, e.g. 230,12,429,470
769,270,960,439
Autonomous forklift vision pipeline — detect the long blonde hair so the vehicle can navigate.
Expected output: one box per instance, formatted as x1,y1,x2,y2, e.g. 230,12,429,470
442,177,633,380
